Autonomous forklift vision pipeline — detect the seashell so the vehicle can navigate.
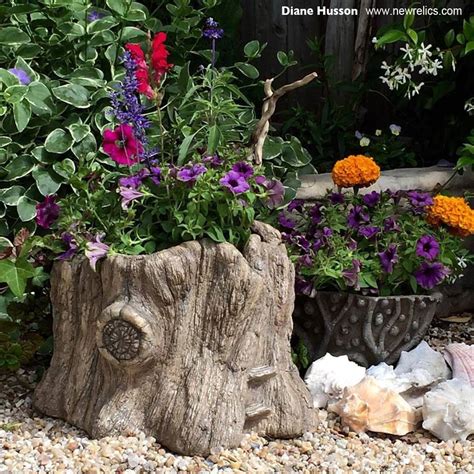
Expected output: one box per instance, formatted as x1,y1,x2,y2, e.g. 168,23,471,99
394,341,451,386
443,343,474,386
367,341,451,408
328,377,421,435
304,353,365,408
422,378,474,441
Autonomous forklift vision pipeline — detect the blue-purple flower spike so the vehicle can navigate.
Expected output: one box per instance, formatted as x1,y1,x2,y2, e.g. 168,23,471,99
203,18,224,67
109,51,151,162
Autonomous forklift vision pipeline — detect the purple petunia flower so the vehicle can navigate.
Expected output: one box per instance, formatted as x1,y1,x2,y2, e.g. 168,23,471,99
359,226,380,239
386,189,402,205
378,244,398,273
202,154,224,168
329,192,344,204
87,10,104,21
363,191,380,207
414,262,449,290
298,254,313,267
295,276,313,296
119,174,143,189
85,235,109,271
58,233,78,261
254,175,267,185
232,161,254,178
288,199,305,212
8,68,31,85
416,235,440,261
347,205,369,229
347,238,358,250
35,195,60,229
342,259,361,289
384,217,401,232
295,235,310,251
220,170,250,194
309,204,322,225
406,191,433,211
149,166,161,185
177,164,207,183
278,212,296,229
119,186,144,210
264,179,285,208
202,17,224,40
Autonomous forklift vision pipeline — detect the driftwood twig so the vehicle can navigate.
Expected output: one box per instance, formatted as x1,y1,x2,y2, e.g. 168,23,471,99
250,72,318,165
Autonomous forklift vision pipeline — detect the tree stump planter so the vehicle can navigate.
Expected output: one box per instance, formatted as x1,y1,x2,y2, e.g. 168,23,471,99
33,222,315,456
293,291,442,367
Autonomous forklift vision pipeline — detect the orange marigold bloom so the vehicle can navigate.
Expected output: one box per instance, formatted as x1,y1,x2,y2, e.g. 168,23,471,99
332,155,381,189
427,195,474,237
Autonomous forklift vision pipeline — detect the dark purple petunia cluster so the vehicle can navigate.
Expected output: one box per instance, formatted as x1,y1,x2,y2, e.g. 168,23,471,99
35,195,60,229
277,186,453,296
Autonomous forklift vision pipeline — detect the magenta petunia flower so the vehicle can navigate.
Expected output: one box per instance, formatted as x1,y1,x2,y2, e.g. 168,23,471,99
231,161,254,178
35,195,60,229
177,163,207,183
416,235,440,261
85,235,109,271
414,262,449,290
102,124,142,165
378,244,398,273
220,170,250,194
119,186,144,210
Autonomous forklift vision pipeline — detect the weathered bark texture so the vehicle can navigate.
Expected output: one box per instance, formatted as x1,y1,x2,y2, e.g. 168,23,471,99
33,222,316,456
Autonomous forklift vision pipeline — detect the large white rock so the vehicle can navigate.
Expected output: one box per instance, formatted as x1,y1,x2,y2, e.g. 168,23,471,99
304,353,365,408
422,378,474,441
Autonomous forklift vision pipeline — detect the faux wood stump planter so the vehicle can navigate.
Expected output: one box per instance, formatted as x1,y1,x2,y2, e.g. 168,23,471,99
33,222,315,456
293,291,442,367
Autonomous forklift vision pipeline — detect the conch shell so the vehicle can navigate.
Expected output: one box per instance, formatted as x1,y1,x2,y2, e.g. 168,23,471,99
422,378,474,441
304,353,365,408
328,377,421,435
443,343,474,386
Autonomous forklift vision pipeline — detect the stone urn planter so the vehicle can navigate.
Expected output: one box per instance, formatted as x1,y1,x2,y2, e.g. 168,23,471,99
33,222,315,456
293,291,442,367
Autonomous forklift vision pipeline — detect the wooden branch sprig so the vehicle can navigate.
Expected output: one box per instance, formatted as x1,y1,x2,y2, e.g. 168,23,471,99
250,72,318,165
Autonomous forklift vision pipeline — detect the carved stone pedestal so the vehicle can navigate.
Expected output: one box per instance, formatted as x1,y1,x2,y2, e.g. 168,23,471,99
293,291,442,367
33,222,315,455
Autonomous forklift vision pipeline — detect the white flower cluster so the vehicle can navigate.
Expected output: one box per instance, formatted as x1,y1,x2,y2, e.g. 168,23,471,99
446,256,468,284
378,42,444,99
465,98,474,115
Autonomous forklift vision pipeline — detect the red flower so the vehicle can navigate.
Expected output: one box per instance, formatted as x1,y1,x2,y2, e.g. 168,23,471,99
125,43,155,99
102,124,142,165
151,32,173,82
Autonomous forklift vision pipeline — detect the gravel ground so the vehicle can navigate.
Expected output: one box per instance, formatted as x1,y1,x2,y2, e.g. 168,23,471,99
1,318,473,473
